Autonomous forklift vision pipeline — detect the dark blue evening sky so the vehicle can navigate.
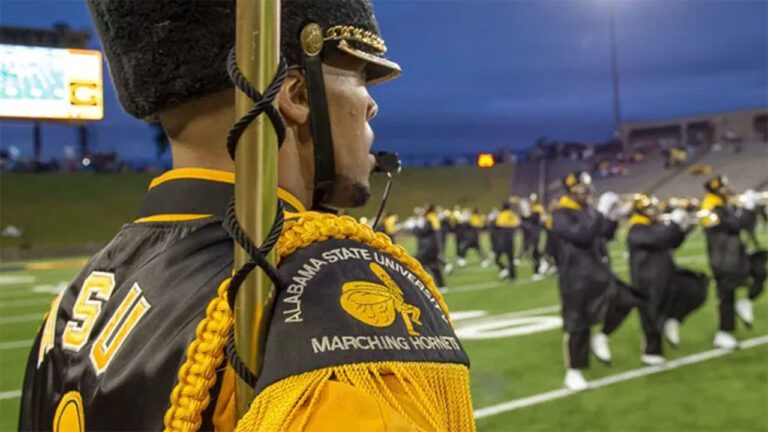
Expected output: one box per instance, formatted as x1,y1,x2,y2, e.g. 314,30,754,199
1,0,766,161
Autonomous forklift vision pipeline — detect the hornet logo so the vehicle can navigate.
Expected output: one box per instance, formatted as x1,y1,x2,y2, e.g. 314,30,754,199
340,262,422,336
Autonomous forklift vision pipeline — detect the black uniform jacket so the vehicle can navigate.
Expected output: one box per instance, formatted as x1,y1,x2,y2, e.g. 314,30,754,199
20,169,469,431
701,193,751,279
414,212,442,261
492,210,519,253
627,215,686,326
547,196,615,332
521,205,543,246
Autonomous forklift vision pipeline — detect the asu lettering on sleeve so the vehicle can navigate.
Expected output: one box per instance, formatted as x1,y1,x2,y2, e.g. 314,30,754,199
90,283,151,375
52,271,152,375
62,272,116,352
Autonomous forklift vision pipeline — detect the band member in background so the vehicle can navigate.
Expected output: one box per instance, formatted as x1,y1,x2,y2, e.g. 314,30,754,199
627,194,708,365
375,211,399,242
521,193,546,279
547,172,642,391
701,176,759,349
457,208,491,268
492,202,520,280
443,206,463,274
413,204,446,289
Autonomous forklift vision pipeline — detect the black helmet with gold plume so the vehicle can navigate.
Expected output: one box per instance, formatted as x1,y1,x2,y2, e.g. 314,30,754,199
563,171,594,197
631,193,659,218
704,175,731,196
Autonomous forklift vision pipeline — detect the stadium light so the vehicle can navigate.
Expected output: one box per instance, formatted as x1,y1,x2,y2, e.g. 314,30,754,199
477,153,495,168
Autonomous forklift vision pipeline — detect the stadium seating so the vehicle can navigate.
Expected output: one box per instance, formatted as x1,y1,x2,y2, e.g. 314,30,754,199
512,141,768,202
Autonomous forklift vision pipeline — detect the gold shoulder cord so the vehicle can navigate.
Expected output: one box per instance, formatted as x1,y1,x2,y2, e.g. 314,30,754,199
164,279,234,432
163,213,474,432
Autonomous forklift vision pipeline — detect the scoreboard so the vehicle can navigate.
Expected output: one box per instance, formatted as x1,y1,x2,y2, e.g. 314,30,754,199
0,44,103,121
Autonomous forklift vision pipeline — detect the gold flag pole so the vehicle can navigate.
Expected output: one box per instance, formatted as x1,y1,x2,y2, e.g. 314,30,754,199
233,0,281,418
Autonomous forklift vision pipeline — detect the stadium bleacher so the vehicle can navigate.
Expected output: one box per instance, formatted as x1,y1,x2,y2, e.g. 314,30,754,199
512,141,768,203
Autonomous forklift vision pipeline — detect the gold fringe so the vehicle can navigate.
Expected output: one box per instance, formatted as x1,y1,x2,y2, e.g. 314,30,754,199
164,279,233,432
234,362,475,432
163,212,475,431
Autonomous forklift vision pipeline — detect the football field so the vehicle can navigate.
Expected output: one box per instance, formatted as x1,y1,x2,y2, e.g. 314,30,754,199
0,229,766,431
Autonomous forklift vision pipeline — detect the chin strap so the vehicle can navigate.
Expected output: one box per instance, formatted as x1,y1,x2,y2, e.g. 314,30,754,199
302,50,336,211
372,151,401,227
299,23,400,214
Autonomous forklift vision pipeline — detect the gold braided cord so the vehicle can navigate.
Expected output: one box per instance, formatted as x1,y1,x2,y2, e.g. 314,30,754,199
276,212,454,324
324,25,387,53
164,212,471,431
235,362,475,432
163,279,233,432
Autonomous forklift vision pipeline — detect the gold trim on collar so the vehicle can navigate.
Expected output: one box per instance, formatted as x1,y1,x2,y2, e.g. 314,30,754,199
628,213,651,227
146,168,305,216
559,195,583,211
149,168,235,190
325,25,386,53
277,188,307,213
134,214,211,223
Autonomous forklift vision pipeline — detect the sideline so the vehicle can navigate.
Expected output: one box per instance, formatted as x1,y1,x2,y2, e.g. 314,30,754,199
474,334,768,420
0,340,33,350
0,390,21,401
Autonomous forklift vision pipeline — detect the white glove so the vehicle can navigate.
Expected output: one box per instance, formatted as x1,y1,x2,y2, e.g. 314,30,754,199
403,218,416,230
669,208,691,230
519,200,531,217
597,191,619,218
608,204,625,222
414,217,426,229
742,189,756,211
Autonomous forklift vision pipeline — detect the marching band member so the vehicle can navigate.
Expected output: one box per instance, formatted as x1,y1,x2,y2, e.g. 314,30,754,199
375,211,399,242
627,194,708,364
492,202,521,280
701,176,764,348
457,208,491,268
547,172,642,391
521,194,546,279
413,204,447,289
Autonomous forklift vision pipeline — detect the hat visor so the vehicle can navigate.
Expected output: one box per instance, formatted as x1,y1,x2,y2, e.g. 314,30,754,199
335,40,401,85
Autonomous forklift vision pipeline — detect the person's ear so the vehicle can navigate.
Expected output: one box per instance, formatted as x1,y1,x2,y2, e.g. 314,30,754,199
278,71,310,126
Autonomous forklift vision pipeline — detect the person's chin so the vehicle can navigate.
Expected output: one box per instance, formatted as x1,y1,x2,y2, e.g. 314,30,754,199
327,180,372,209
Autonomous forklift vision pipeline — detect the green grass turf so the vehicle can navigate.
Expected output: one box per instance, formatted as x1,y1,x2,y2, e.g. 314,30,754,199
0,173,152,251
0,165,513,255
0,229,766,431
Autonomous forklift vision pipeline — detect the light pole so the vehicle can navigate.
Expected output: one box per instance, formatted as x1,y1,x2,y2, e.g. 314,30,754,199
608,0,627,156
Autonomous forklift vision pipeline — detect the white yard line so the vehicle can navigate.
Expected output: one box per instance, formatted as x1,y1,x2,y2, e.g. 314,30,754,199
0,298,52,308
0,276,35,286
0,283,67,300
454,304,561,329
0,313,43,325
450,311,488,321
474,334,768,420
443,277,549,295
0,340,32,350
0,390,22,401
480,304,560,321
442,281,504,294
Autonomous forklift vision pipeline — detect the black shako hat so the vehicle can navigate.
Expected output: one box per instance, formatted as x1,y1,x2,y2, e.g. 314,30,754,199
87,0,401,121
562,171,593,194
704,175,730,195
